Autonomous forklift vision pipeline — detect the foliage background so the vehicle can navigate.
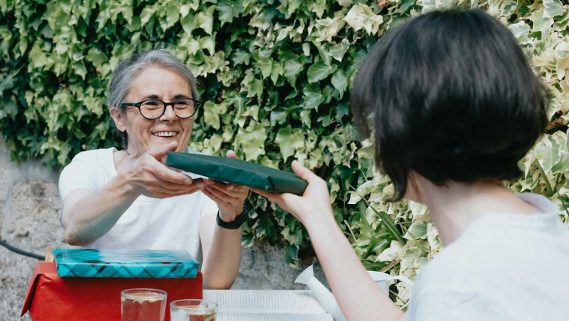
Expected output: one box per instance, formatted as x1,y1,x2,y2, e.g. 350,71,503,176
1,0,568,305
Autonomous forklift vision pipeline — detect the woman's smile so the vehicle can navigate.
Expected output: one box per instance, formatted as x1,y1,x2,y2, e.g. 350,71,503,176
152,131,179,138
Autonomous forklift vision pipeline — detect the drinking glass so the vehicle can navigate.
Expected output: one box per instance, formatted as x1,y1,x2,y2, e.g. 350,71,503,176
121,288,167,321
170,299,217,321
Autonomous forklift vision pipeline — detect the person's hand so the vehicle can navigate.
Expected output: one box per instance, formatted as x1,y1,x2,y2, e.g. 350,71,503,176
201,150,249,221
116,141,203,198
251,161,333,227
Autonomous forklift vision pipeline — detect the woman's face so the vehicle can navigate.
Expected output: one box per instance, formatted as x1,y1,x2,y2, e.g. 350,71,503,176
111,66,195,155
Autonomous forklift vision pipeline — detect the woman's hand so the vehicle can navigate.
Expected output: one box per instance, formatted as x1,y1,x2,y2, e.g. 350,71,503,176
201,150,249,221
252,160,333,227
116,141,202,199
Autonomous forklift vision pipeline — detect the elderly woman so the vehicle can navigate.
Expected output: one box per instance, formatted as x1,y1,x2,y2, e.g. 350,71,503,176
59,49,248,289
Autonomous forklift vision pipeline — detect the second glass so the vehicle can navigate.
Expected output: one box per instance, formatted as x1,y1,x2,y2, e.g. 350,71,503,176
170,299,216,321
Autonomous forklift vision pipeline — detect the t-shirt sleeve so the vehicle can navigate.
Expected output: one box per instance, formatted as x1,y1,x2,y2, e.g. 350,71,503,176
406,286,508,321
58,151,104,200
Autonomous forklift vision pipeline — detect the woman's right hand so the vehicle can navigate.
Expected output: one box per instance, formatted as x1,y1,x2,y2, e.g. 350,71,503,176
252,161,334,227
115,141,202,199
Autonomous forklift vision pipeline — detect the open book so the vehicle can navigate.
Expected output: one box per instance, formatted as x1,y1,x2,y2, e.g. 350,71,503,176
203,290,334,321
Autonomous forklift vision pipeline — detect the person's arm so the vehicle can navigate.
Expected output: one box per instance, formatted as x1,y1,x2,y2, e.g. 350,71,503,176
199,150,248,289
253,161,405,321
62,142,202,245
199,212,242,289
62,177,138,245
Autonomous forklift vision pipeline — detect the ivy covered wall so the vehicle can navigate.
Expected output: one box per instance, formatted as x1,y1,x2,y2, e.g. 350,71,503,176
1,0,568,305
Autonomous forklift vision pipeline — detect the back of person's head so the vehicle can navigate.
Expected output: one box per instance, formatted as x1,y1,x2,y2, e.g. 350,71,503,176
351,8,548,200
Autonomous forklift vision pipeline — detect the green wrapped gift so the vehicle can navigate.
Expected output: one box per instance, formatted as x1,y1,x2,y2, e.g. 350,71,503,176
52,248,199,278
165,152,308,195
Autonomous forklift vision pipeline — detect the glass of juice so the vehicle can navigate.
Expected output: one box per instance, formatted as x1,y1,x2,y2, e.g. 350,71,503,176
121,288,167,321
170,299,216,321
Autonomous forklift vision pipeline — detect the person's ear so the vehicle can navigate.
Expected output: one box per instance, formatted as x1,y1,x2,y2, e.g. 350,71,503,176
110,107,126,132
404,171,422,203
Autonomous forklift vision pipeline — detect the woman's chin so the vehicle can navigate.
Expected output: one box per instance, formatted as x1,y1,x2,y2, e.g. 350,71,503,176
150,136,180,149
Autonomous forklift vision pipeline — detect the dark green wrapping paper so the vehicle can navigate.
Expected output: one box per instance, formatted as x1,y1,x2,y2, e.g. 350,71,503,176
165,152,308,195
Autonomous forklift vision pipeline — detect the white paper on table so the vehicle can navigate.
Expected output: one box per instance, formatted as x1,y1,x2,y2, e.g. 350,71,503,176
203,290,333,321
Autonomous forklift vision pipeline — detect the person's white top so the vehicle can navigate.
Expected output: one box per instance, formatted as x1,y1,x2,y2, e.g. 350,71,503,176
406,193,569,321
58,147,217,260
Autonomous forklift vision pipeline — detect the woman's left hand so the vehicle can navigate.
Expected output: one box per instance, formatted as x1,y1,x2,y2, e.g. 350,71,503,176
201,150,249,221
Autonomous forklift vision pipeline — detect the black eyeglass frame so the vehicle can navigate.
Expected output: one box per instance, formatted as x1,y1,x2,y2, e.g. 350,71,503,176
120,98,201,120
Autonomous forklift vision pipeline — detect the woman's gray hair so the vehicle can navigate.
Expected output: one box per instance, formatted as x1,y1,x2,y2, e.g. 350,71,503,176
107,49,199,109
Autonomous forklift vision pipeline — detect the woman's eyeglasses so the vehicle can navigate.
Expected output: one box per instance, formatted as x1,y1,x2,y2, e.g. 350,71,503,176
120,98,200,120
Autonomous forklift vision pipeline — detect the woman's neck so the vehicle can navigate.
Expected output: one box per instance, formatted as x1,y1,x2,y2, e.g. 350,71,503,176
417,180,540,246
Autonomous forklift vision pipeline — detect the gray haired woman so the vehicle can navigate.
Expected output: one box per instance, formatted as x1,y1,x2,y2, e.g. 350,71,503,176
59,49,247,288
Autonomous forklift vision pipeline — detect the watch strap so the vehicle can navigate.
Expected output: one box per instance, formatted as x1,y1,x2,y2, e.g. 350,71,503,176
216,207,248,229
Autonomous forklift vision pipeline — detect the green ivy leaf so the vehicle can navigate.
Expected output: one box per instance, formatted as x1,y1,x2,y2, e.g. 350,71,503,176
543,0,565,18
283,57,303,84
232,50,251,65
283,0,302,18
275,126,305,161
234,122,267,160
196,7,215,34
204,101,222,130
331,69,347,97
344,3,383,34
509,21,531,45
29,43,49,68
307,60,332,83
302,83,324,110
218,0,242,25
329,40,350,62
0,98,17,120
162,2,180,29
258,58,273,79
87,48,107,66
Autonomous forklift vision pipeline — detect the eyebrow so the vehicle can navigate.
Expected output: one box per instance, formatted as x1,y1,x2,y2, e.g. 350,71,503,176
140,94,193,100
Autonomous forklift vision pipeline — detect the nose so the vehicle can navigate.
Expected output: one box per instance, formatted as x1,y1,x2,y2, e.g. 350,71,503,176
160,104,177,121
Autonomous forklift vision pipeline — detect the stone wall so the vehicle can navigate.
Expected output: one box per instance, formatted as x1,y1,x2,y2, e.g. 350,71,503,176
0,142,323,321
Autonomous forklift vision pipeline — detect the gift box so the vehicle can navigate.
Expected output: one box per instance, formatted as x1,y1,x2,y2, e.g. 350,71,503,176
52,248,199,278
165,152,308,195
21,261,202,320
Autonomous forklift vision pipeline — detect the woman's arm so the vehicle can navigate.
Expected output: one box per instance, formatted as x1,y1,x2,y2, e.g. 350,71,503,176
254,161,404,321
199,150,248,289
62,176,138,245
303,211,404,321
62,142,202,245
199,213,242,289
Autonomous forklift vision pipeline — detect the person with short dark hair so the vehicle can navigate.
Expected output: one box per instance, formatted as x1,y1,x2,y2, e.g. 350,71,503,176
59,49,247,289
255,9,569,321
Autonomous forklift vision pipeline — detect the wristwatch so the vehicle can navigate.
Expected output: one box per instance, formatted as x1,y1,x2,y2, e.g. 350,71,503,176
216,207,248,229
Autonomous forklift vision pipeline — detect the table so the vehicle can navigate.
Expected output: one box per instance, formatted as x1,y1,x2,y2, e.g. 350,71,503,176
202,290,334,321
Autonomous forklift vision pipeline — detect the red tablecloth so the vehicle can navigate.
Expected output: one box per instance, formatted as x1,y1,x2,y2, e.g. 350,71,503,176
21,262,202,321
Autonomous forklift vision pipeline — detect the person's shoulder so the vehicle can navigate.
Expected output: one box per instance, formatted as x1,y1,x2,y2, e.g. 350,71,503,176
71,147,116,163
413,236,483,287
62,148,117,174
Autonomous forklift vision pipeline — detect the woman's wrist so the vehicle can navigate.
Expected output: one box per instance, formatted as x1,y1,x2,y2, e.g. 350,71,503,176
218,207,244,222
108,171,141,201
217,208,248,229
302,208,337,234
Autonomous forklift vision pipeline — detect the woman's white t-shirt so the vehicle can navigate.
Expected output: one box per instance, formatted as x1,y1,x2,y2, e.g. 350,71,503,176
406,193,569,321
58,148,218,260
